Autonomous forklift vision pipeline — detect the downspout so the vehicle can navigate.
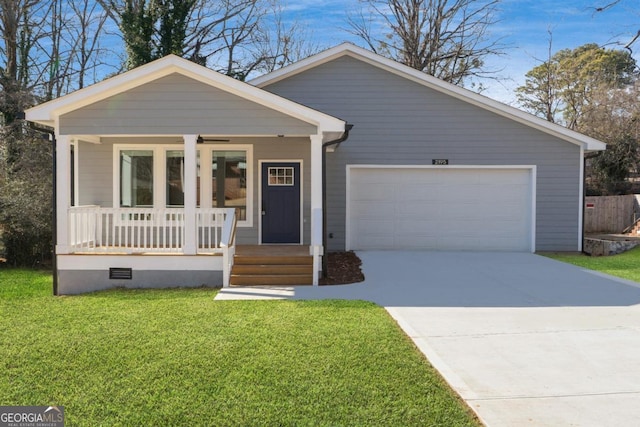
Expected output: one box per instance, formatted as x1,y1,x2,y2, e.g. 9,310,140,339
322,124,353,278
583,151,602,253
19,114,58,295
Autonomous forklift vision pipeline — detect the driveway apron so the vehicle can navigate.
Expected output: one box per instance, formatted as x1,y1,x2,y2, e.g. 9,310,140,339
216,251,640,426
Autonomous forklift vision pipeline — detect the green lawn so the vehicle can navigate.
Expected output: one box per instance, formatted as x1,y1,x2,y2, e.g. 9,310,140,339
0,269,479,426
543,246,640,283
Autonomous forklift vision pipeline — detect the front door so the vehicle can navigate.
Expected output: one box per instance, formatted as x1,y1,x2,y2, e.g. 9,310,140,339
261,162,301,243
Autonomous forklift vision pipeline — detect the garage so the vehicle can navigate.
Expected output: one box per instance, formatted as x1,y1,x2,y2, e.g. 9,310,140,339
346,166,535,252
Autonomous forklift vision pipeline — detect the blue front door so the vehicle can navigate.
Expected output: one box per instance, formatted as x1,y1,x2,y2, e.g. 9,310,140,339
261,162,301,243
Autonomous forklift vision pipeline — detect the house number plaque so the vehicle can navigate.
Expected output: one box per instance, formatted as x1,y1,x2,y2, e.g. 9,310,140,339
432,159,449,165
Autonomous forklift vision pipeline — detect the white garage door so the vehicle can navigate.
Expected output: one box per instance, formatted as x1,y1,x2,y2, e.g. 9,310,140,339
347,167,534,252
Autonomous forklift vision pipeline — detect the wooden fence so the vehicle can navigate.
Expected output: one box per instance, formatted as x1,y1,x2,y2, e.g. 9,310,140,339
584,195,638,234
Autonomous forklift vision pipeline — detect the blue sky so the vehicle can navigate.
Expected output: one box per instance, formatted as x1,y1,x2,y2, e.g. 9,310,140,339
280,0,640,104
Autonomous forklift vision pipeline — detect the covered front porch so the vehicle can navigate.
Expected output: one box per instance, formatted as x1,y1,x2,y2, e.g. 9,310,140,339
24,54,346,293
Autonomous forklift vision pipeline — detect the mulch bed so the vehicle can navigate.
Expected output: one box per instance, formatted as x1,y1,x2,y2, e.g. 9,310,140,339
319,251,365,285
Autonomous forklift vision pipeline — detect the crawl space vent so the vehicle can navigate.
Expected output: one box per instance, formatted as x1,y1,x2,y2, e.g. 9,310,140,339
109,267,132,280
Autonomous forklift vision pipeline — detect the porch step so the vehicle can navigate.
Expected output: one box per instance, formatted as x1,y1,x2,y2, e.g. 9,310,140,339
232,264,312,275
230,273,313,286
233,255,313,266
230,254,313,286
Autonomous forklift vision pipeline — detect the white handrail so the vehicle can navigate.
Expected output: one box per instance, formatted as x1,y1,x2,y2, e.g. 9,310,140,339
220,208,238,287
68,207,230,254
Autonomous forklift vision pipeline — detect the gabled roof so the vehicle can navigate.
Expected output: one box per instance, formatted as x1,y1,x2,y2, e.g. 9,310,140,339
251,43,606,152
26,54,346,138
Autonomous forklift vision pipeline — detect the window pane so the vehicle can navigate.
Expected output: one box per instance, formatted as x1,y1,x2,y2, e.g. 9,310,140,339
120,150,153,207
212,150,246,220
166,150,184,207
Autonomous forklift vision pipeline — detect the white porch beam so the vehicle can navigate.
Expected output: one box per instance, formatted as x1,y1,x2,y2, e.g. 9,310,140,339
183,134,198,255
56,134,71,254
310,134,323,286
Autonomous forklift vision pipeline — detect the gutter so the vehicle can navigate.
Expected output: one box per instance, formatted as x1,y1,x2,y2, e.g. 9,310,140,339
322,123,353,278
17,112,59,296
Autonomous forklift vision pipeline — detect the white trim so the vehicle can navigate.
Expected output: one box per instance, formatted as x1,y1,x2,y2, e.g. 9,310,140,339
578,146,585,251
345,164,537,253
183,135,198,255
25,55,345,140
57,254,223,271
56,134,71,254
258,160,304,245
71,139,79,207
251,43,606,152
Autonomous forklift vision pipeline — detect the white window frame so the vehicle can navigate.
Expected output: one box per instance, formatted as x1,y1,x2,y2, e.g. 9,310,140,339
113,143,253,227
207,144,253,227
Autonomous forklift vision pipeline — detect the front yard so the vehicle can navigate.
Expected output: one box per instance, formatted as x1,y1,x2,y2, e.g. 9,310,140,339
0,269,479,426
544,246,640,282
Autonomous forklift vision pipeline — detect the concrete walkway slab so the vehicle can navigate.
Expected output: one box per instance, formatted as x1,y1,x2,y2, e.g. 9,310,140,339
215,252,640,426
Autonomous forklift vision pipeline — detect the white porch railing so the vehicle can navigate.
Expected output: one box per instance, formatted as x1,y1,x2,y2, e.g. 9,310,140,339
68,206,234,254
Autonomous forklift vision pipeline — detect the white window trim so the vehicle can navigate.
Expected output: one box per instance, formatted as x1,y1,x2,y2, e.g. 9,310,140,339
208,144,253,228
113,143,254,227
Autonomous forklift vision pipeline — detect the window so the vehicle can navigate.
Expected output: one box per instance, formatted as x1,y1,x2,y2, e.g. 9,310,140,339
166,150,185,207
120,150,153,207
268,167,294,186
115,144,252,226
212,150,247,220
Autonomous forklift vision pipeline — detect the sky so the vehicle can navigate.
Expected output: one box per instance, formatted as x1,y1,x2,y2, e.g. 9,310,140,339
279,0,640,104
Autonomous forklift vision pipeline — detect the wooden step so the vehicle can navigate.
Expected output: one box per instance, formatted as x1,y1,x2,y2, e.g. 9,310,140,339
230,274,313,286
232,264,312,275
234,255,312,265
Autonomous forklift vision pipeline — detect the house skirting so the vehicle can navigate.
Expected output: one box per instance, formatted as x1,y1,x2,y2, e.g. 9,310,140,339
57,254,223,294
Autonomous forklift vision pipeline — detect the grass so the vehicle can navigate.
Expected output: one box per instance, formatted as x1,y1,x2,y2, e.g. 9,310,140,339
543,246,640,283
0,269,479,426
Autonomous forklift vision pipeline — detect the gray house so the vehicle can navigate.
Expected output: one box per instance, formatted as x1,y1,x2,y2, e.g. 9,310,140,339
25,43,605,294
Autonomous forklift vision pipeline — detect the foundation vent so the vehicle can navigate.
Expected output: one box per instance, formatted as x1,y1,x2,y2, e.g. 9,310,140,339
109,267,133,280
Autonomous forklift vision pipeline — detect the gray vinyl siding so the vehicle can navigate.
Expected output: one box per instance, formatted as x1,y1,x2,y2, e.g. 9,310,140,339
263,56,581,251
60,73,316,136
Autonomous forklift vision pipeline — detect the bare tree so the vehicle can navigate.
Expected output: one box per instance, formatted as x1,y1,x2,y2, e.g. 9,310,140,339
348,0,503,86
251,3,320,75
97,0,317,79
593,1,640,54
68,0,111,90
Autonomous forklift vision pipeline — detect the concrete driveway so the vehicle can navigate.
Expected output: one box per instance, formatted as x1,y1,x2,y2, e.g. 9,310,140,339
216,252,640,426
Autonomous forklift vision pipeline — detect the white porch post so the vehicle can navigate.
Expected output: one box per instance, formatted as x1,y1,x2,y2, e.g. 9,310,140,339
183,134,198,255
310,134,324,286
56,134,71,254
